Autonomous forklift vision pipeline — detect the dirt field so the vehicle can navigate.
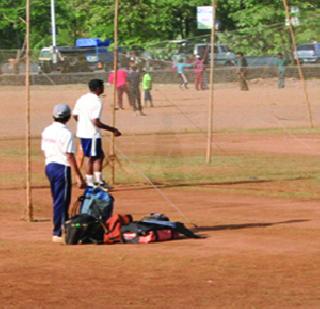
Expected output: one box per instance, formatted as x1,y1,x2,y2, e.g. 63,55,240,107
0,78,320,138
1,80,320,308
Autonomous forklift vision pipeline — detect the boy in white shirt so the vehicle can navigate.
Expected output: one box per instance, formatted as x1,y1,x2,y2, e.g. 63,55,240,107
73,79,121,187
41,104,85,242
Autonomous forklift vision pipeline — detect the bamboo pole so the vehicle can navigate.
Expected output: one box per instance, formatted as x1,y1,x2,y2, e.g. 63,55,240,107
206,0,216,164
25,0,33,221
110,0,119,185
282,0,314,128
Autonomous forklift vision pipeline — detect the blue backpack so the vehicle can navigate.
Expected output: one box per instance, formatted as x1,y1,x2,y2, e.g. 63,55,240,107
80,187,114,222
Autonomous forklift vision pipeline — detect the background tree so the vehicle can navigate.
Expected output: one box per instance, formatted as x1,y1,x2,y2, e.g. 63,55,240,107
0,0,320,56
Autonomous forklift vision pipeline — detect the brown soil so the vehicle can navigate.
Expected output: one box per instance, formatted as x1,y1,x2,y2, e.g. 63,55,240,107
1,80,320,308
1,187,320,308
0,79,319,138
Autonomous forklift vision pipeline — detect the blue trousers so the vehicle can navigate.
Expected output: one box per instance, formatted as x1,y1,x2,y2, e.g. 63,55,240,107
45,163,71,236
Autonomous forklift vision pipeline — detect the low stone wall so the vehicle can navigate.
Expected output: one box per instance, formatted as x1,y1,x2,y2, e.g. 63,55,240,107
0,66,319,86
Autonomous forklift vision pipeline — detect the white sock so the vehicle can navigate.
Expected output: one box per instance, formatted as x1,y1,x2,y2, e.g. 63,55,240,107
94,172,103,184
85,175,94,186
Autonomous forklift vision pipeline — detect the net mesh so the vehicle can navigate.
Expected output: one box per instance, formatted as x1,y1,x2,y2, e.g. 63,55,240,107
1,21,320,214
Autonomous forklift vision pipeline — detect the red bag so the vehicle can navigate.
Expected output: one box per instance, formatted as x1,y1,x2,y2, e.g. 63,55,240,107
104,214,133,244
122,229,179,244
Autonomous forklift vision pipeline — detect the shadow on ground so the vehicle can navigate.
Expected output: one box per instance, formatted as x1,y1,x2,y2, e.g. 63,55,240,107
194,219,309,232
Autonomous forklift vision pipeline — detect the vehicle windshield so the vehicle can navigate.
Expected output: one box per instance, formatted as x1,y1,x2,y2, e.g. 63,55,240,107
40,50,52,58
219,45,230,53
297,44,315,51
196,45,220,54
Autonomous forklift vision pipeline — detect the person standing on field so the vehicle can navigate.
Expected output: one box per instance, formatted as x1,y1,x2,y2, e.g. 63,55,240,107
127,65,146,115
236,52,249,91
175,58,193,89
72,79,121,188
276,52,286,89
142,68,153,107
41,103,85,243
108,67,129,109
194,55,205,90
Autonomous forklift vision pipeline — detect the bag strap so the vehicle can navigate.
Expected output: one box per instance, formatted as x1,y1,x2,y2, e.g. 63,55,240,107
174,222,200,239
69,195,84,218
138,220,200,239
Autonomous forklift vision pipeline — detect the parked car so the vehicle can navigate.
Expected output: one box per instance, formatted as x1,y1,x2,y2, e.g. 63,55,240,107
172,41,236,66
193,43,236,66
38,46,92,73
296,42,320,63
38,39,113,73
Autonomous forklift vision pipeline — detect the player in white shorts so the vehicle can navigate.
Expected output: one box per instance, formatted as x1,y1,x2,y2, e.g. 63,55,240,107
72,79,121,187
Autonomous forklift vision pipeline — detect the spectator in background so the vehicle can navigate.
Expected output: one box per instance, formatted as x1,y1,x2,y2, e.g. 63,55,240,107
236,52,249,91
142,68,153,107
127,65,146,116
108,66,129,109
194,55,205,90
276,52,287,89
175,58,193,89
128,51,139,66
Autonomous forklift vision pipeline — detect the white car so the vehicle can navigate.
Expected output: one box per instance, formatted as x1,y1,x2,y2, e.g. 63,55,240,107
172,41,236,66
296,43,320,63
193,43,236,66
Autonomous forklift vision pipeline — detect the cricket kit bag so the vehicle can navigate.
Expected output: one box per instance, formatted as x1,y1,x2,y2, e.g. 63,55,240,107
71,186,114,222
121,213,200,244
104,214,133,244
141,213,170,222
65,214,105,245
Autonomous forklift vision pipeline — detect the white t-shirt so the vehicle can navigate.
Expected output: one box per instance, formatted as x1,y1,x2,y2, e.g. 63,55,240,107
72,92,103,138
41,122,75,166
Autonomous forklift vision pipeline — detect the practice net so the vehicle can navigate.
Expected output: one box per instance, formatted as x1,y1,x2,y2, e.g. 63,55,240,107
1,20,320,218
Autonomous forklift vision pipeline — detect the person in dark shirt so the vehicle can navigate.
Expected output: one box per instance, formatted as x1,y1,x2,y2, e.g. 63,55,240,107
127,65,146,116
276,52,287,89
236,52,249,91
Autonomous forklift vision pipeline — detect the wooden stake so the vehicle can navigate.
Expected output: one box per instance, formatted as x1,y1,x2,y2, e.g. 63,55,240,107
206,0,216,164
110,0,119,185
25,0,33,221
282,0,314,128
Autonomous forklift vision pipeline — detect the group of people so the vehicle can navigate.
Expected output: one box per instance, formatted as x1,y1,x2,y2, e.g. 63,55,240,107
174,55,206,90
108,64,153,115
41,79,121,242
175,52,288,91
236,52,288,91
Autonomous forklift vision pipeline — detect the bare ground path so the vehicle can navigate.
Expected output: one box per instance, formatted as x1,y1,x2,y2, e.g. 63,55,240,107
1,79,320,308
1,186,320,308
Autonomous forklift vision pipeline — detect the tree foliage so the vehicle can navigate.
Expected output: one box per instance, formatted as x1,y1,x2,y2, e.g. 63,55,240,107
0,0,320,55
219,0,320,55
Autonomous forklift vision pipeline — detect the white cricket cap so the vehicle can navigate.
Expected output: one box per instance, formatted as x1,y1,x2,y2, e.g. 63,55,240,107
52,103,71,119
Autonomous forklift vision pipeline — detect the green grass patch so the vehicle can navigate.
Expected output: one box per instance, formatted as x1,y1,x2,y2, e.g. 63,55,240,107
106,153,320,200
216,126,320,135
121,126,320,137
1,140,320,200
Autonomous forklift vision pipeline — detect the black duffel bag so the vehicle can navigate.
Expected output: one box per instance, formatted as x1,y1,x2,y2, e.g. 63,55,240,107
65,214,105,245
